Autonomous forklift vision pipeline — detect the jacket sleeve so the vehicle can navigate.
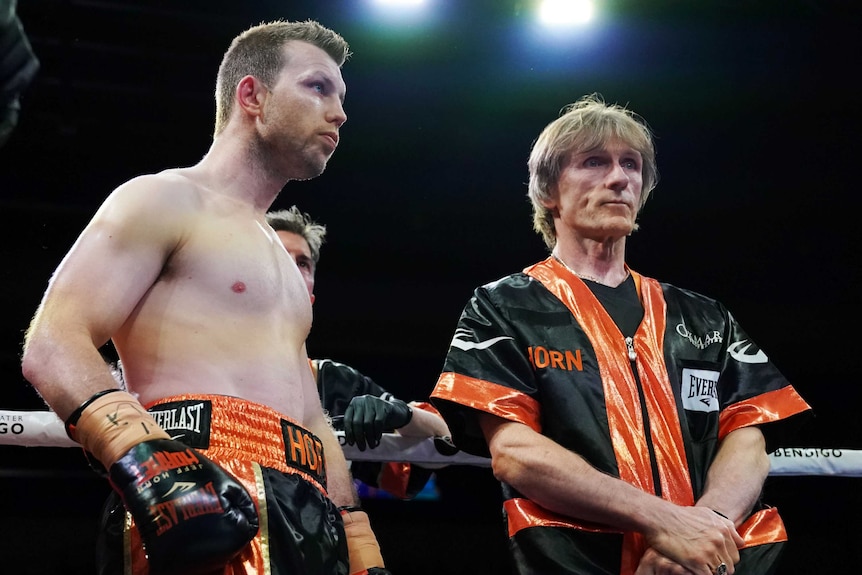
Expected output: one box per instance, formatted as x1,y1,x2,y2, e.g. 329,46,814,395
431,283,541,457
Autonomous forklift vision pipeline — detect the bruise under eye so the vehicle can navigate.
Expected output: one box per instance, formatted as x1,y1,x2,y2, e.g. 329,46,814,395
296,257,313,270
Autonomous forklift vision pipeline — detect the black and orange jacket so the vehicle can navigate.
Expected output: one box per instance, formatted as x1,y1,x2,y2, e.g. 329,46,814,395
431,257,811,574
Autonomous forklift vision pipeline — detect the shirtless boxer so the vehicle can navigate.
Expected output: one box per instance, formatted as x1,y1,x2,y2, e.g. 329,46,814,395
21,19,388,575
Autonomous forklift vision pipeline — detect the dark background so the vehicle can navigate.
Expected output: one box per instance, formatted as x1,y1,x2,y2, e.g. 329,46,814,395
1,1,859,573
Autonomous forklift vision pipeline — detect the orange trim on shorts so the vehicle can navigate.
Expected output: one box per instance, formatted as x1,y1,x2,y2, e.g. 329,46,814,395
124,395,330,575
145,394,328,495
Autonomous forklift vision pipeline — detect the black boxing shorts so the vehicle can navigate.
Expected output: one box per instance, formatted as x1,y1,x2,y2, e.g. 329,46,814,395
96,394,349,575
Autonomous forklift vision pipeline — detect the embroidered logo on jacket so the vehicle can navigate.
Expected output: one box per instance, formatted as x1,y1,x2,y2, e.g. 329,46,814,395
527,346,584,371
450,328,513,351
676,321,722,350
727,340,768,364
681,368,720,412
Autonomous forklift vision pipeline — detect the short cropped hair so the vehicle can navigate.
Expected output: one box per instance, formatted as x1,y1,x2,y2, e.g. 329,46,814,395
214,19,350,136
527,94,659,249
266,206,327,264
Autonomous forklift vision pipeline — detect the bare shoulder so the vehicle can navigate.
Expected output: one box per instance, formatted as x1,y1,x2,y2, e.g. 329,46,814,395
102,168,203,214
88,169,212,236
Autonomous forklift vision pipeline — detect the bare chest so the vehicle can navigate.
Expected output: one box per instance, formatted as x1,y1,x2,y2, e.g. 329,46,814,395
155,217,312,328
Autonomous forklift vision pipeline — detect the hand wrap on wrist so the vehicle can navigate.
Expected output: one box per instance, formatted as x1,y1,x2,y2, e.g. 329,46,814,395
339,507,386,575
65,389,170,468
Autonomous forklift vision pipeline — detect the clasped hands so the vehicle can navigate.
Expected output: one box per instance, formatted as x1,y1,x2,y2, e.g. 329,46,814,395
634,505,742,575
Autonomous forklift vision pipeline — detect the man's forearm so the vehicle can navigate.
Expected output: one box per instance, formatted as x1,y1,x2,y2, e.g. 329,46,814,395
696,426,770,525
397,402,451,437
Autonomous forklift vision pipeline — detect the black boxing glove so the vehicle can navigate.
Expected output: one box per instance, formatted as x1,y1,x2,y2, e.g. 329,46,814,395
66,390,258,575
109,438,258,575
343,395,412,451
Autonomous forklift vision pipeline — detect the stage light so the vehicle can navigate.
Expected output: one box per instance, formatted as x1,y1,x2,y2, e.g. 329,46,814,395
364,0,432,24
538,0,596,26
360,0,440,31
371,0,427,6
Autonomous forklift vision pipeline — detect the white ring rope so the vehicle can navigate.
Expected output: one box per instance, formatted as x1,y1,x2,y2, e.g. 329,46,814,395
1,409,859,477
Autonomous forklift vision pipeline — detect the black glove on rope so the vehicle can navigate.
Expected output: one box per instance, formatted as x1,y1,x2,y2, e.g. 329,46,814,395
343,395,413,451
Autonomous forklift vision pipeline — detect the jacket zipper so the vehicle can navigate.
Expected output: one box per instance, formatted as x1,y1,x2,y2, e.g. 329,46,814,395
625,336,662,496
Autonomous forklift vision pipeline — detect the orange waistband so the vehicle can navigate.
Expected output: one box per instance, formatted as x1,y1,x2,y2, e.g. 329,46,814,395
144,394,328,493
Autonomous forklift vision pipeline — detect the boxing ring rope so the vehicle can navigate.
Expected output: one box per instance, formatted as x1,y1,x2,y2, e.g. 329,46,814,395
1,409,860,477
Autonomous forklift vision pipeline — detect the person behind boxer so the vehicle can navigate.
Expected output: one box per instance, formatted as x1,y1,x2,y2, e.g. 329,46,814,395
0,0,40,149
430,94,812,575
266,206,451,498
22,19,388,575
